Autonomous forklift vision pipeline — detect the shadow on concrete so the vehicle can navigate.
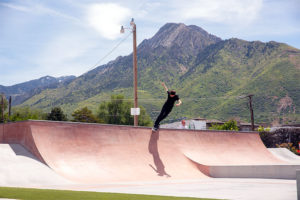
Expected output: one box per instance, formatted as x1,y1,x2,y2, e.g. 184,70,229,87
9,143,41,163
148,130,171,177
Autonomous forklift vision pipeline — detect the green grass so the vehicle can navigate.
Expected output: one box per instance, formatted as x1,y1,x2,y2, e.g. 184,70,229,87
0,187,221,200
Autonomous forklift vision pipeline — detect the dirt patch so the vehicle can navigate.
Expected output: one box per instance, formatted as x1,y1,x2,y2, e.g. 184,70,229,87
277,94,295,113
271,96,278,102
288,54,300,70
179,64,188,74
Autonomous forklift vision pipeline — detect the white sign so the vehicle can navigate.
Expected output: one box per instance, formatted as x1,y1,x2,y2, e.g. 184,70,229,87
131,108,140,115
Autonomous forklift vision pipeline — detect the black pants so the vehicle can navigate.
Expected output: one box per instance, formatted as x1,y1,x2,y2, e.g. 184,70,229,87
154,107,172,128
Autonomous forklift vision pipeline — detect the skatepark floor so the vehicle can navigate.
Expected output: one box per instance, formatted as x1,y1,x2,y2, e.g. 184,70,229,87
55,179,296,200
0,179,296,200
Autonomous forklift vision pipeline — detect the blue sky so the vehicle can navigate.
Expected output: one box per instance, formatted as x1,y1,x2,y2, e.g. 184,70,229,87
0,0,299,86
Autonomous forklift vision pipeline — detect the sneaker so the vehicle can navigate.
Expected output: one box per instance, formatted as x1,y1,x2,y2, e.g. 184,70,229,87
152,127,158,131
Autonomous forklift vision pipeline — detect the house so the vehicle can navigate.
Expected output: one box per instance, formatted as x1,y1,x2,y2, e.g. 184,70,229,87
238,122,259,131
161,118,259,131
161,118,221,130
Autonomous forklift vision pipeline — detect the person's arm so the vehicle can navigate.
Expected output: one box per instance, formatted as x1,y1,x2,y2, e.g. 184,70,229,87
176,99,182,106
161,82,168,92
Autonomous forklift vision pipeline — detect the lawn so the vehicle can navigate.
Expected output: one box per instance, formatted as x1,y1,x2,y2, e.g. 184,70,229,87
0,187,221,200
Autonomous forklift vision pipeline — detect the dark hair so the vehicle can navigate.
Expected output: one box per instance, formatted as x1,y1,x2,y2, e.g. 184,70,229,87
170,90,176,95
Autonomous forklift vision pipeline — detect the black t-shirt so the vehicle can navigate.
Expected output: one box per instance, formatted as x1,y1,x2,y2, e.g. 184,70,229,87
163,91,179,110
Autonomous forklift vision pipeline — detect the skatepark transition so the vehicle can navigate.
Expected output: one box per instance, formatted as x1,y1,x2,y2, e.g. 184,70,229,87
0,120,299,183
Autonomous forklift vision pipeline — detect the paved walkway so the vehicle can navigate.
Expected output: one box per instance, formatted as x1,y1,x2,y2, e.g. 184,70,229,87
48,178,296,200
1,178,296,200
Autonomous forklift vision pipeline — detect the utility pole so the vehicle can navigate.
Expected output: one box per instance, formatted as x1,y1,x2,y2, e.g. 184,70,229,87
247,94,255,131
1,94,4,123
121,18,139,126
9,96,12,118
132,19,138,126
239,94,255,131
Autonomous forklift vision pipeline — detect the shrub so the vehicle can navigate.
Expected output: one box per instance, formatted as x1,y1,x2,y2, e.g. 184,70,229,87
72,107,99,123
258,125,271,132
209,119,239,131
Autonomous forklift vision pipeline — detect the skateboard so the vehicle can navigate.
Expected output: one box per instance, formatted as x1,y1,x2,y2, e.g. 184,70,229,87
152,127,159,132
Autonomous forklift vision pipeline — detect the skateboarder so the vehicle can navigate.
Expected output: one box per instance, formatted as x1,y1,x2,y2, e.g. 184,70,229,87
152,82,182,131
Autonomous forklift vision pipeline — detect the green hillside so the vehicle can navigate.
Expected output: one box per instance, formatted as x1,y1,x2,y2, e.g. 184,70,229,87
178,39,300,124
20,23,300,125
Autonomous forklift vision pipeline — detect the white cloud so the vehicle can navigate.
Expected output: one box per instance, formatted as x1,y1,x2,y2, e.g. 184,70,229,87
0,2,80,23
33,4,80,23
86,3,131,40
0,2,31,12
172,0,263,25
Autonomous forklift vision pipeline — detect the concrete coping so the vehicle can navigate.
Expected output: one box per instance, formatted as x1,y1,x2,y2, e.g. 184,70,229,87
0,120,258,134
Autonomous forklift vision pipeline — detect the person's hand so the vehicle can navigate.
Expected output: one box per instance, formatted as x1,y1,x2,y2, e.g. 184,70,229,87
176,100,182,106
161,82,165,86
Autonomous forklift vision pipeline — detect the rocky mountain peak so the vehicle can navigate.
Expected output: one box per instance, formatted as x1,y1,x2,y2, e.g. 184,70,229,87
139,23,222,54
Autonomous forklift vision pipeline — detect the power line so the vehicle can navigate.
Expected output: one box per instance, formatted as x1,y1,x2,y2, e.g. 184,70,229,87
93,95,243,102
84,32,132,74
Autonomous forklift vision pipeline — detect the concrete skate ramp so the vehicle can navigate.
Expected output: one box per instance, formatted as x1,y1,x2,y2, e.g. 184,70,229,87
0,143,72,187
268,148,300,164
0,120,293,183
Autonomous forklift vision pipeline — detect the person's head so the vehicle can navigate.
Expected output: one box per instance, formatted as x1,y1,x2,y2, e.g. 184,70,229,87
170,90,176,97
181,120,186,125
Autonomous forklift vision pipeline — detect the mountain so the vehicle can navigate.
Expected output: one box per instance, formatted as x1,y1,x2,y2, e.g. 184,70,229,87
139,23,221,55
17,23,300,124
0,75,76,105
178,38,300,124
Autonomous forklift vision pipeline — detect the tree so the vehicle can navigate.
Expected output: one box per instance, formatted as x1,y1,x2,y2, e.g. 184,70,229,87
209,119,239,131
9,107,46,122
0,94,8,123
97,94,152,126
47,107,68,121
72,107,99,123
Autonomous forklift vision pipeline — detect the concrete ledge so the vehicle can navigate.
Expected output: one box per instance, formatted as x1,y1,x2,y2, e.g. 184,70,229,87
268,148,300,164
209,165,300,180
